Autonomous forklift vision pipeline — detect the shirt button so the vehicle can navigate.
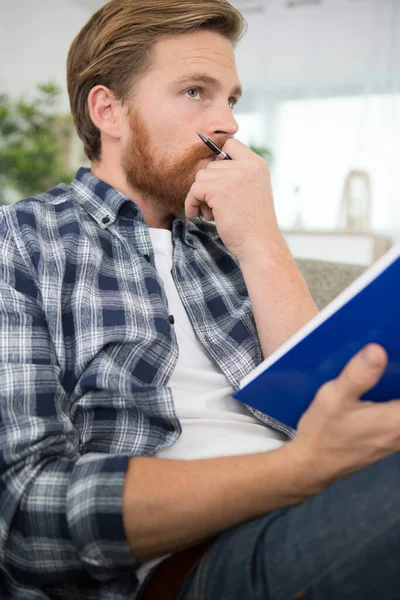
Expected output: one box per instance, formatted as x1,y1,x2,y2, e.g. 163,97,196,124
102,216,110,225
143,254,151,263
168,315,175,325
130,207,138,217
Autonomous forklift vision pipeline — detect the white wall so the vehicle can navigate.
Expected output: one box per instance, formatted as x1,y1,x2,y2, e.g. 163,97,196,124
2,0,399,109
235,0,400,102
1,0,399,248
0,0,90,111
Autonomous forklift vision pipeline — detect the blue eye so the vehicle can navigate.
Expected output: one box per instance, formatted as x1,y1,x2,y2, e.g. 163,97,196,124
228,98,237,109
186,88,200,99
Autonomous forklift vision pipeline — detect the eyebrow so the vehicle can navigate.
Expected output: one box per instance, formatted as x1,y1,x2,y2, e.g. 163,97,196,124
174,73,243,100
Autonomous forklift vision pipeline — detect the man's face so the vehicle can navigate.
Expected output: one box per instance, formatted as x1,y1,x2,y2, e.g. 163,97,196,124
122,30,242,218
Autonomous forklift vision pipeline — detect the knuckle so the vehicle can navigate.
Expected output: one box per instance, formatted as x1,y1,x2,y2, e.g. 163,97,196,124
191,180,201,193
246,159,268,178
314,380,338,410
195,170,205,182
316,380,335,399
373,429,395,454
338,364,364,391
246,160,259,174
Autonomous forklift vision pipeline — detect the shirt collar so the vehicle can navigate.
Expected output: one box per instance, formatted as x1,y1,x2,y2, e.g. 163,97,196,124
71,167,219,248
71,167,131,229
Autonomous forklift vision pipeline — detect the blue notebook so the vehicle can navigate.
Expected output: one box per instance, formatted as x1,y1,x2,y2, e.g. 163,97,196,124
234,245,400,430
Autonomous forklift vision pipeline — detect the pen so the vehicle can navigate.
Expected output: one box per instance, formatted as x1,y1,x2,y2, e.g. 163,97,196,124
197,132,232,160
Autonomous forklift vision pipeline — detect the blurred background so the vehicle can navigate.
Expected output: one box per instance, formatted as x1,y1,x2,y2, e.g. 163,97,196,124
1,0,399,265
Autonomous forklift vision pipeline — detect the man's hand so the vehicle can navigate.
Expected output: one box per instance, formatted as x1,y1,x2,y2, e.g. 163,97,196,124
185,137,318,358
123,343,400,562
185,138,280,262
290,343,400,487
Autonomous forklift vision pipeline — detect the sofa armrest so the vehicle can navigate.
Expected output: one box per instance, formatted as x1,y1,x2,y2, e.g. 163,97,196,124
295,258,367,311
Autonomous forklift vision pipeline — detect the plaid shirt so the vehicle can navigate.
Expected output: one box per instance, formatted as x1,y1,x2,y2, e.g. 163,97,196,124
0,168,292,599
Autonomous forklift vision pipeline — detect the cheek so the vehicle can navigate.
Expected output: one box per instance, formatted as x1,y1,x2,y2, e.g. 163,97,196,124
154,113,197,147
140,98,204,152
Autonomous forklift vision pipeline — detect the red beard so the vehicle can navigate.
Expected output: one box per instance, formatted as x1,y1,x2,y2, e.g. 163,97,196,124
123,111,226,218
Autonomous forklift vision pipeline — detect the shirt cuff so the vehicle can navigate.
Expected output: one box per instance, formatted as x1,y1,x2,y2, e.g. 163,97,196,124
67,453,137,580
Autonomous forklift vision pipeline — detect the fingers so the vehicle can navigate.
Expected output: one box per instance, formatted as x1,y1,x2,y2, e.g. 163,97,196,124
195,168,233,181
185,181,212,219
199,204,214,221
334,343,388,399
222,137,260,161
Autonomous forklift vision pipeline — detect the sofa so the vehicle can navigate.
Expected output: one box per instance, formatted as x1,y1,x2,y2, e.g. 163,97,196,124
295,258,366,310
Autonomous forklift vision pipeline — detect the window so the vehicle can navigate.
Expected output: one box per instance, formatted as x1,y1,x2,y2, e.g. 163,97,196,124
272,94,400,233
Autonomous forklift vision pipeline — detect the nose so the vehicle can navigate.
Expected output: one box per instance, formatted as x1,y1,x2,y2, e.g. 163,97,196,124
204,102,239,139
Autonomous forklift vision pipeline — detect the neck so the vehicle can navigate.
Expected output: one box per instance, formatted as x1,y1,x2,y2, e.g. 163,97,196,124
91,158,174,230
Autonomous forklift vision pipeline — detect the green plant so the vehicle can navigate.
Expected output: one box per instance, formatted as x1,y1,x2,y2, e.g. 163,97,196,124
0,83,75,202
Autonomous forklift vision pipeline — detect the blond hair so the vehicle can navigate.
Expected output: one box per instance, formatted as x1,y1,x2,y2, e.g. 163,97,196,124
67,0,246,161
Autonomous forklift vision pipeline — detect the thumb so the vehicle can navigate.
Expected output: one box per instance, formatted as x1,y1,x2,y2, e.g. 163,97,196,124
335,343,388,399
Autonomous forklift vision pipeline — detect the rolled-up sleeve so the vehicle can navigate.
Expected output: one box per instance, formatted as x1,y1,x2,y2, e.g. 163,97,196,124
0,209,136,586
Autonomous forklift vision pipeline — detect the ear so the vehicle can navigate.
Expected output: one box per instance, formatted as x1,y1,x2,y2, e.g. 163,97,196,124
87,85,124,140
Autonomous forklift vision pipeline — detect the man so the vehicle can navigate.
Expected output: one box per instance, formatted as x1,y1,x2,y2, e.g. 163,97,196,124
0,0,399,598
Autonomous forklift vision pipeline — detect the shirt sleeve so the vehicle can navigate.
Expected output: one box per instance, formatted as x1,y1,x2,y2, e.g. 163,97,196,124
0,208,136,586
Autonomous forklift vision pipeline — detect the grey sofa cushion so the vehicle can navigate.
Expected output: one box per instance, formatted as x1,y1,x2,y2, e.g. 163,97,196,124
295,258,367,311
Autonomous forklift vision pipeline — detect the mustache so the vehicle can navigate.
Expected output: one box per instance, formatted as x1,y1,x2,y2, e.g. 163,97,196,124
186,136,230,162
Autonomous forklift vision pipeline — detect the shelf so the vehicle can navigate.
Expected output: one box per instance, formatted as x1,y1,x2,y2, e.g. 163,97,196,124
282,230,392,266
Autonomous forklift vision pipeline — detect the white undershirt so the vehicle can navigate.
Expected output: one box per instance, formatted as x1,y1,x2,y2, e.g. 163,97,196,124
136,228,286,584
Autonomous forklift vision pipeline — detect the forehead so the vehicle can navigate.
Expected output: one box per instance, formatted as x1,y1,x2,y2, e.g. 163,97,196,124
147,30,239,81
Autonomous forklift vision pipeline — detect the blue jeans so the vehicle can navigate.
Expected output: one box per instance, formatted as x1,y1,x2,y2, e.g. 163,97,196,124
176,452,400,600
